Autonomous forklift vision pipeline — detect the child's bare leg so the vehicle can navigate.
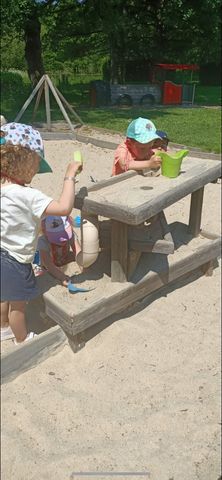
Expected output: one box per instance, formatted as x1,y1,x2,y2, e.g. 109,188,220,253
9,301,27,342
70,236,81,257
1,302,9,328
74,238,81,257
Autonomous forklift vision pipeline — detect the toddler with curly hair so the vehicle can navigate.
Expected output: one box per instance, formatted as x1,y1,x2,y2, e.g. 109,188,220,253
0,123,82,344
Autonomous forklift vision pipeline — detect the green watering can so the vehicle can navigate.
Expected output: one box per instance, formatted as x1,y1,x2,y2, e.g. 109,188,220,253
157,149,189,178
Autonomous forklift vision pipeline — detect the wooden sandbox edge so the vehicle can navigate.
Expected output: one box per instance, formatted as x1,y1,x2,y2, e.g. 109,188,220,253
1,325,66,385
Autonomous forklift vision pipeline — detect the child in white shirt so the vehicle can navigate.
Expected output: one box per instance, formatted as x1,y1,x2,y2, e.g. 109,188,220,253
0,122,82,344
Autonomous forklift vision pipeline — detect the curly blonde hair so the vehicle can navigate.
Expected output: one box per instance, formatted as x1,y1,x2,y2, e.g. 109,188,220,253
0,143,40,184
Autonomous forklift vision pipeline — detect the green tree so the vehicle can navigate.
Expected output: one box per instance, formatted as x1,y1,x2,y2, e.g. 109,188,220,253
1,0,220,85
0,0,53,85
1,34,26,71
44,0,221,82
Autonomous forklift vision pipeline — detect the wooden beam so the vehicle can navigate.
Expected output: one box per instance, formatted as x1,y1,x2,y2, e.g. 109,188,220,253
127,250,141,279
66,332,86,353
78,162,221,225
201,260,215,277
44,80,51,131
99,214,174,254
1,326,66,385
32,82,44,122
77,171,137,194
129,239,174,254
100,235,175,254
99,219,172,252
45,75,76,134
111,220,128,282
74,172,139,210
200,229,220,240
76,133,118,150
82,197,134,225
188,187,204,236
14,75,46,122
54,85,83,125
159,211,175,250
43,235,221,336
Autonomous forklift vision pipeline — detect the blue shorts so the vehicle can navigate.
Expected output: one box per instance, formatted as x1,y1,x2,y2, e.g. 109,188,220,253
0,249,39,302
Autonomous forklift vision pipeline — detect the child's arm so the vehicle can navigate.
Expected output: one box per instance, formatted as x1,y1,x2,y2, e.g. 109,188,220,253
115,146,161,173
40,249,70,287
127,154,162,171
42,162,82,217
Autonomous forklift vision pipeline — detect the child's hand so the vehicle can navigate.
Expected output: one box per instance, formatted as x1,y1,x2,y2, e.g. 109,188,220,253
65,161,82,177
64,152,83,178
153,147,165,153
148,154,162,169
73,151,83,175
62,276,71,288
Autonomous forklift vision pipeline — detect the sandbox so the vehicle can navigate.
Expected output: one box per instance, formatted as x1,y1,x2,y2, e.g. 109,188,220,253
1,133,221,383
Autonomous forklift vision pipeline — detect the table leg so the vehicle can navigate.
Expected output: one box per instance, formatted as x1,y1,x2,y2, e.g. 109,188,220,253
111,220,128,282
128,250,141,279
188,187,204,237
67,332,85,353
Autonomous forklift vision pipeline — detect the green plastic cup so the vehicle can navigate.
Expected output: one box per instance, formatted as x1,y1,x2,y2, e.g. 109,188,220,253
157,150,189,178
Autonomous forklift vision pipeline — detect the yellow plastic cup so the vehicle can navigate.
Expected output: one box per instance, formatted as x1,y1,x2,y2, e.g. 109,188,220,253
157,149,189,178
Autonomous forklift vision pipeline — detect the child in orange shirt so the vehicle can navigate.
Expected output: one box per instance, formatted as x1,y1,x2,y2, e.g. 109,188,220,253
112,117,162,176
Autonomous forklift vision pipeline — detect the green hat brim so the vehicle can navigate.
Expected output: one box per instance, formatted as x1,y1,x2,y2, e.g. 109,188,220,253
38,156,53,174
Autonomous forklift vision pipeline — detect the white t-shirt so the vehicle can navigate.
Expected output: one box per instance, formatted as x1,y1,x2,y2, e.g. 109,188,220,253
0,184,52,263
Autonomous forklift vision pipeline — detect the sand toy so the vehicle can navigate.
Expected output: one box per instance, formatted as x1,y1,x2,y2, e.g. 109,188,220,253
157,149,189,178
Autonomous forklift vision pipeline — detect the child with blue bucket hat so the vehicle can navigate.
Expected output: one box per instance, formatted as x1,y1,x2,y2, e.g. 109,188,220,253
0,122,83,343
112,117,162,175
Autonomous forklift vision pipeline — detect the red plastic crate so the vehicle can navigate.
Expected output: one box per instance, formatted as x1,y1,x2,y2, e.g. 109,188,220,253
162,81,182,105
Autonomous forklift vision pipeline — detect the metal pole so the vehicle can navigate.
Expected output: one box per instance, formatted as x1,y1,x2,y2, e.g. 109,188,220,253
191,83,196,106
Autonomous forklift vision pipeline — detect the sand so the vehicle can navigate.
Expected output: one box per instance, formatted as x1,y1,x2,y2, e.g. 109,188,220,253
1,131,221,480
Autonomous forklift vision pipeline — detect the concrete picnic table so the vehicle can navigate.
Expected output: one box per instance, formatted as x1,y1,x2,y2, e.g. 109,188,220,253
75,156,221,282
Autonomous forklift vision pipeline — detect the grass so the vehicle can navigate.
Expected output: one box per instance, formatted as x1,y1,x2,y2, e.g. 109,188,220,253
77,106,221,153
1,75,221,153
194,85,221,106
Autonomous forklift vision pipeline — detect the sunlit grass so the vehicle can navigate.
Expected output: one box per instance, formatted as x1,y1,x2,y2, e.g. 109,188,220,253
1,74,221,153
79,106,221,153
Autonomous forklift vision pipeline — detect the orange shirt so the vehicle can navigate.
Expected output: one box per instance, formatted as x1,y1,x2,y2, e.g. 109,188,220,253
112,141,133,175
112,139,154,176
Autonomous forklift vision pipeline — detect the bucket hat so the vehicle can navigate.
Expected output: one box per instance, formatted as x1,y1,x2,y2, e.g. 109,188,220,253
126,117,160,144
0,122,52,173
43,216,73,245
155,130,169,141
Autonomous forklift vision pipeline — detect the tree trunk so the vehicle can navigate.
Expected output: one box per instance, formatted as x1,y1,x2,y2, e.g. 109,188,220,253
110,37,119,84
110,31,126,84
24,15,45,87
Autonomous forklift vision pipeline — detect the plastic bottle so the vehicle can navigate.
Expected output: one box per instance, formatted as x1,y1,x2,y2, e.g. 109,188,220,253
73,215,82,249
33,250,40,265
33,250,45,276
73,215,81,228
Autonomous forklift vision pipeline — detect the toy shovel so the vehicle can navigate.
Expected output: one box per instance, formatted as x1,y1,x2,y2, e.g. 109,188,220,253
67,281,92,293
